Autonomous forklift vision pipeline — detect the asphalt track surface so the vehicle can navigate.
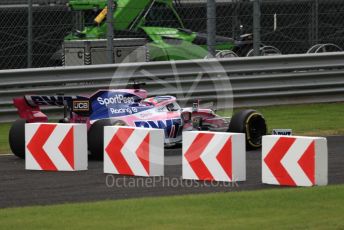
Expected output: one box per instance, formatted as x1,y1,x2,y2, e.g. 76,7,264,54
0,136,343,208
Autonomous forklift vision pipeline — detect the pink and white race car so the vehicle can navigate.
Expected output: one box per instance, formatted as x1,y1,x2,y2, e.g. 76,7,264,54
9,85,267,159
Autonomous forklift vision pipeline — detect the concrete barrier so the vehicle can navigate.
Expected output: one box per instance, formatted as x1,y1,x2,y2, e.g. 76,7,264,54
182,131,246,182
104,126,164,177
262,135,328,186
25,123,87,171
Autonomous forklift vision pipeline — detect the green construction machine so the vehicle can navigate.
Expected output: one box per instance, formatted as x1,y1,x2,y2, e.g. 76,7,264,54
65,0,281,62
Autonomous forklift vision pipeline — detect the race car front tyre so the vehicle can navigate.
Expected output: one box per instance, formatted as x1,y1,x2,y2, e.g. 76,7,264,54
88,119,127,160
228,109,267,150
9,119,26,159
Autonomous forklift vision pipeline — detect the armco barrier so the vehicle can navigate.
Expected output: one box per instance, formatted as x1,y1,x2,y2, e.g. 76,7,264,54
262,135,328,186
1,53,344,123
104,126,164,177
182,131,246,182
25,123,88,171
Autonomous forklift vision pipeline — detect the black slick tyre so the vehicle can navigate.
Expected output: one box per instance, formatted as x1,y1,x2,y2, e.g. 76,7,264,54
228,109,267,150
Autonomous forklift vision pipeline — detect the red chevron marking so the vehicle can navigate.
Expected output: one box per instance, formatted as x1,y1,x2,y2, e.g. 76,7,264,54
298,141,315,185
184,133,215,180
27,124,57,171
58,126,74,169
216,136,232,180
105,128,135,175
264,137,296,186
136,133,150,175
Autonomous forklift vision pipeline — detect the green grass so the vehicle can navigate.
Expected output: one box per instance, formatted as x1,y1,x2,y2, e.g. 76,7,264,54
0,185,343,229
255,103,344,136
0,123,10,154
219,102,344,136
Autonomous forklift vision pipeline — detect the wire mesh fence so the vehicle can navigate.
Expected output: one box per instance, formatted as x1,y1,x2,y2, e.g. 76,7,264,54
1,6,29,69
0,5,74,69
260,0,344,55
1,0,344,70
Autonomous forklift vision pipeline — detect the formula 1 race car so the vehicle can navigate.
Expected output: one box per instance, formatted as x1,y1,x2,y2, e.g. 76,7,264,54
9,84,267,159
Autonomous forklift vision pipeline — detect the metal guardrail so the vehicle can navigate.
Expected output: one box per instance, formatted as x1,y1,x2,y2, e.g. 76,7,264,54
1,52,344,122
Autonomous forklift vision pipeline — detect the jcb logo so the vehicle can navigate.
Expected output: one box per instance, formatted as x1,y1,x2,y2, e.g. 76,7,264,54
73,101,90,111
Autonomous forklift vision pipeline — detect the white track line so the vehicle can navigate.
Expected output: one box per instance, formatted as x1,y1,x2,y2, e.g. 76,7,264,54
0,154,14,157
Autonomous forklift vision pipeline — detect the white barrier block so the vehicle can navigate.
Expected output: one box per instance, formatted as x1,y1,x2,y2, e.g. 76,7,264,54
182,131,246,182
104,126,164,177
25,123,87,171
262,135,328,186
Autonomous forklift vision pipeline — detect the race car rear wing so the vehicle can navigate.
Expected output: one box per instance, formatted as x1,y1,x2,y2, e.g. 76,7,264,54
24,95,88,107
13,95,91,123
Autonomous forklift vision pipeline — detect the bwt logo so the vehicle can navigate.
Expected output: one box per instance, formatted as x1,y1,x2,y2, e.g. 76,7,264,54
134,119,182,138
25,95,80,106
272,129,293,136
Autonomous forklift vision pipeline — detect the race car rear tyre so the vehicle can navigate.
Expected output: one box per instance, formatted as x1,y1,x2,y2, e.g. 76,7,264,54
228,110,267,150
88,119,127,160
9,119,26,159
